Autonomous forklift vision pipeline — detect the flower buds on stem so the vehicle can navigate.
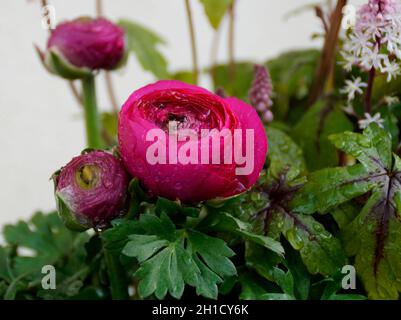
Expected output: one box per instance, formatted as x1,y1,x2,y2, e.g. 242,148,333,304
249,64,274,123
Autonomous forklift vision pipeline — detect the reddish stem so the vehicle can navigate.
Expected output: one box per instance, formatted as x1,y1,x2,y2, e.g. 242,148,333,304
309,0,347,105
364,67,376,114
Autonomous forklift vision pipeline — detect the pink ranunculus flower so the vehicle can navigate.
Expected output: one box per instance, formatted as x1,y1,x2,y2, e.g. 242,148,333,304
47,17,125,71
54,150,129,231
118,80,268,203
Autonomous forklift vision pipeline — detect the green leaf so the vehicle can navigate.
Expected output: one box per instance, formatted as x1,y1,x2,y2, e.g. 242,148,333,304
255,169,346,277
293,124,401,299
271,267,295,298
170,70,196,84
102,219,144,253
238,268,294,300
156,197,200,218
211,62,254,101
1,211,91,299
319,271,367,300
3,212,89,277
101,112,118,139
379,105,399,149
284,249,311,300
118,19,168,78
265,49,320,121
199,0,233,29
0,247,12,283
292,99,353,171
266,211,346,276
266,126,307,181
121,213,236,299
245,242,281,282
198,210,284,256
238,269,275,300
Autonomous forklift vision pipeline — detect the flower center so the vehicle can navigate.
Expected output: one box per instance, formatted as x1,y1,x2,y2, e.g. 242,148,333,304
136,90,229,132
76,164,100,189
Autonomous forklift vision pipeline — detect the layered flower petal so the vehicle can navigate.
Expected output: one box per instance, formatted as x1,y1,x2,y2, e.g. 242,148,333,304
118,80,268,203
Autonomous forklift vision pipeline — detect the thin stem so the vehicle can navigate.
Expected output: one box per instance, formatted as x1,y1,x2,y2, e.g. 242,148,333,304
40,0,48,10
104,249,129,300
105,72,119,113
184,0,199,84
228,0,236,81
210,26,222,82
81,75,103,149
364,67,376,114
95,0,119,113
309,0,347,105
96,0,103,16
315,5,329,34
68,81,83,106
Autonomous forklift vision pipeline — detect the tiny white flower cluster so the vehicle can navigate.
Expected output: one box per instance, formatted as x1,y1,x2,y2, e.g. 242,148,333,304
340,77,368,102
341,0,401,81
358,112,385,129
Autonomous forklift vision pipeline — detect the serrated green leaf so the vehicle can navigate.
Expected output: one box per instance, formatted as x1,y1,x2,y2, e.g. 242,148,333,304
1,211,90,300
121,213,236,299
3,212,89,277
266,211,346,276
123,235,169,262
102,219,144,253
118,19,168,78
255,169,345,277
293,124,401,299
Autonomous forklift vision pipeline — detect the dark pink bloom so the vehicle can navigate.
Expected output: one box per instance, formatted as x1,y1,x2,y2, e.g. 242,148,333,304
47,17,125,70
118,80,268,203
54,150,129,230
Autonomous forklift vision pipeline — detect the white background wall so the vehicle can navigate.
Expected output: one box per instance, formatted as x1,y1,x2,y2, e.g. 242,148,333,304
0,0,364,227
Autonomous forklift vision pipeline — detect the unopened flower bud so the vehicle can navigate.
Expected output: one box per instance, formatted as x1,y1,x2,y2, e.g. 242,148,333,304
45,17,126,79
53,150,129,231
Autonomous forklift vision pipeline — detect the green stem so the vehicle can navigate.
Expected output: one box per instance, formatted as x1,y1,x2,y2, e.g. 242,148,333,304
184,0,199,84
104,248,129,300
81,75,103,149
228,0,236,82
